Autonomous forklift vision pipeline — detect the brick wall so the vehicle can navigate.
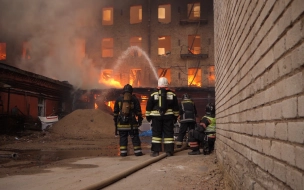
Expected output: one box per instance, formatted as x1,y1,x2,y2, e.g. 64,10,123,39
214,0,304,189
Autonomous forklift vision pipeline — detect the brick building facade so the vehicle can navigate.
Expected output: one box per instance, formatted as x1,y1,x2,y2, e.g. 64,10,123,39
214,0,304,189
0,0,215,119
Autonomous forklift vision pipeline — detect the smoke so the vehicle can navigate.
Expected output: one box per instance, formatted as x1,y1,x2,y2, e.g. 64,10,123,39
0,0,112,90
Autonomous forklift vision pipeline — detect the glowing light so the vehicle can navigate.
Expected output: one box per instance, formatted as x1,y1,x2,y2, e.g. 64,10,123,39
95,103,98,109
98,70,122,88
106,101,115,111
141,95,148,100
0,43,6,60
188,68,202,87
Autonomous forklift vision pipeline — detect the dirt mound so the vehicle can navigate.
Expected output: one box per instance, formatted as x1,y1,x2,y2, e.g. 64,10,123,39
49,109,115,139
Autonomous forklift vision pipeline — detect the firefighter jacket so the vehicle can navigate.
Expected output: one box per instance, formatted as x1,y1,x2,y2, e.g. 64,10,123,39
145,88,179,118
113,94,143,131
179,98,197,123
200,115,216,138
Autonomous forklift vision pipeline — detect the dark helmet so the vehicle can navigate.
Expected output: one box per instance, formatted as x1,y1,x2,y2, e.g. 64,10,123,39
206,103,215,116
182,93,190,100
123,84,133,94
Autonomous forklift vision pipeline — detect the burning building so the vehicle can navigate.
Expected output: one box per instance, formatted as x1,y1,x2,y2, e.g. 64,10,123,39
0,0,215,126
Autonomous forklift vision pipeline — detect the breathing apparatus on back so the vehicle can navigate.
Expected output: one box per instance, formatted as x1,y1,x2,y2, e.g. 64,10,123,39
121,84,133,121
157,77,169,116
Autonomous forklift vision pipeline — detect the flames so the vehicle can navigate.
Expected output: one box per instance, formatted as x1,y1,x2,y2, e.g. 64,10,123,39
0,43,6,60
98,70,122,88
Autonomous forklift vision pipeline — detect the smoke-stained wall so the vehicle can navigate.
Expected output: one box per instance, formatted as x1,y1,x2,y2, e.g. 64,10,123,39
214,0,304,189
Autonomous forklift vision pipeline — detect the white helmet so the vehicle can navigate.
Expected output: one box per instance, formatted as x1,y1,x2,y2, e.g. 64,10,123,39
158,77,169,87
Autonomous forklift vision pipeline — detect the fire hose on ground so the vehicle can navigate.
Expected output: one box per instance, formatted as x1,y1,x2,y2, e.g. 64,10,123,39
82,146,187,190
0,153,18,158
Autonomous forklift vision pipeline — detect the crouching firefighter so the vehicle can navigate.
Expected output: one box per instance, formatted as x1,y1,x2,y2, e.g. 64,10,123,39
188,103,216,155
113,84,144,157
145,77,179,157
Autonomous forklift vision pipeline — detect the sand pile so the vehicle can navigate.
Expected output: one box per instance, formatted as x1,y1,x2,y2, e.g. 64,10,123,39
49,109,115,139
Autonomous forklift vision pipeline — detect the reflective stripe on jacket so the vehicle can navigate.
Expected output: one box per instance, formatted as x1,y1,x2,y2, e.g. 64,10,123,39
145,88,179,117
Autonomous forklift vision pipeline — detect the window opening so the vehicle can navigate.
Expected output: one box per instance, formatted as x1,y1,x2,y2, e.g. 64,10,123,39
208,66,215,86
130,69,141,87
0,43,6,60
99,69,121,87
188,68,201,87
130,37,142,57
188,35,201,54
101,38,113,57
158,4,171,23
102,7,113,25
158,36,171,55
130,5,142,24
187,3,200,20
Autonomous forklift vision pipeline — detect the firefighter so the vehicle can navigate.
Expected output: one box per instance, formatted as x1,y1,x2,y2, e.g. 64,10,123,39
113,84,144,157
176,93,197,148
145,77,179,157
188,103,216,155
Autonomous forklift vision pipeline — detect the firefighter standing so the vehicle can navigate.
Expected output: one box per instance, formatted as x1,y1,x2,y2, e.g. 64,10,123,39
176,93,197,148
113,84,143,157
145,77,179,157
188,103,216,155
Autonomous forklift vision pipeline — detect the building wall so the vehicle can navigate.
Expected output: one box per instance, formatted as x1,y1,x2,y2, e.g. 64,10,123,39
214,0,304,189
87,0,215,88
0,0,214,89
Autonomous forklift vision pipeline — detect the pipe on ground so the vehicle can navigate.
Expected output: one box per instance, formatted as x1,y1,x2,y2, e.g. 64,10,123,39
82,146,187,190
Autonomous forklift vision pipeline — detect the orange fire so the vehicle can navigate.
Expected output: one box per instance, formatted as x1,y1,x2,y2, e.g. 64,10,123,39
0,43,6,60
106,101,115,111
99,70,122,88
188,75,201,87
98,78,122,87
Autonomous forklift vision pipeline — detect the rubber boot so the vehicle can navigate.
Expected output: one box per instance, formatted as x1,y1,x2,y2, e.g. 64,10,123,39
166,152,173,157
188,150,201,155
150,151,159,157
135,152,143,156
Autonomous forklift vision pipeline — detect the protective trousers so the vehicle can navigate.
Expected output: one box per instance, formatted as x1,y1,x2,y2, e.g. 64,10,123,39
187,129,204,151
151,115,175,153
176,122,196,145
119,130,142,155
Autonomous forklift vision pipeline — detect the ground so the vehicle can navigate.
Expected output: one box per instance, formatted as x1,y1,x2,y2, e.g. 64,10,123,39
0,109,231,190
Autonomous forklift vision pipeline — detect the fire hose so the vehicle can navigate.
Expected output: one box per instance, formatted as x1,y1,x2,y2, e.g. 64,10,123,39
0,153,18,158
82,145,187,190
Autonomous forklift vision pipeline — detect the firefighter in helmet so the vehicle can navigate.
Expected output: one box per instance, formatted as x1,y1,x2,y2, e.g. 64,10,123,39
113,84,143,157
188,103,216,155
176,93,198,148
145,77,179,157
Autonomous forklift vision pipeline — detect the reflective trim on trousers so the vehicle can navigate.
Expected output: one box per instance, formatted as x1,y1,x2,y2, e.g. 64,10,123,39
134,146,141,150
134,149,142,153
164,137,174,144
120,150,127,153
152,140,162,143
152,137,162,143
188,142,199,148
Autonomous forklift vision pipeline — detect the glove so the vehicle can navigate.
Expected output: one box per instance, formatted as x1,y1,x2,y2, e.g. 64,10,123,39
146,116,152,122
